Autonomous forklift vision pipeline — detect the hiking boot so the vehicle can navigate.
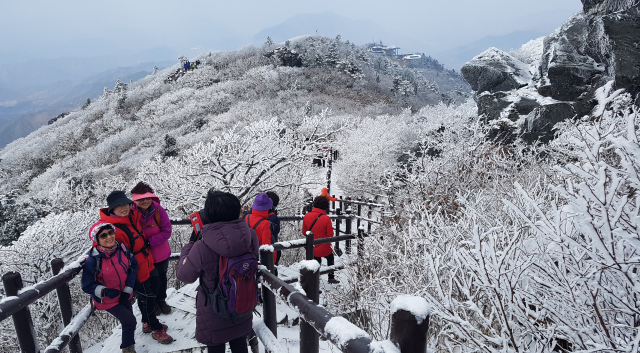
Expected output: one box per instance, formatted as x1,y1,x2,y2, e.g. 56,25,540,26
158,300,172,315
328,278,340,284
122,345,136,353
142,322,167,334
154,304,161,316
152,327,174,344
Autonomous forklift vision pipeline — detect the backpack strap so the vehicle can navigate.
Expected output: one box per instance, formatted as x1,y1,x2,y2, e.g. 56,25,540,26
308,214,323,232
247,214,266,231
141,211,162,229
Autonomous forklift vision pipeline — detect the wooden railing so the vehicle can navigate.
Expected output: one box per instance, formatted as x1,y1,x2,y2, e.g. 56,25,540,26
0,204,430,353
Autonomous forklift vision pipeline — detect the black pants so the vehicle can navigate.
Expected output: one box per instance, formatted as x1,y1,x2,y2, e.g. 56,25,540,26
154,258,169,303
106,301,136,348
314,253,335,280
134,268,162,330
208,336,248,353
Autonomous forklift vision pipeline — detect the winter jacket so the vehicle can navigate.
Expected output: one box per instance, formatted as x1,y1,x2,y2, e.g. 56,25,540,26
245,209,276,262
176,219,259,346
321,188,337,202
244,209,280,243
81,242,138,310
245,210,271,246
132,200,172,264
99,208,155,282
302,208,334,257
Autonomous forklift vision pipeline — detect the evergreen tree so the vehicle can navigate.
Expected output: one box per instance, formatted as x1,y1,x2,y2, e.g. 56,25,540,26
264,36,274,48
153,66,158,75
82,98,91,109
325,39,340,67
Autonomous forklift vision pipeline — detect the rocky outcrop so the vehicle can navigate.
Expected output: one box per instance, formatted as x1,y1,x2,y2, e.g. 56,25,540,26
461,0,640,143
461,48,531,94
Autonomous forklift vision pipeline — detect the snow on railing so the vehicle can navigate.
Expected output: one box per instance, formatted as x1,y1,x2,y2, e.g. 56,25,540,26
43,302,94,353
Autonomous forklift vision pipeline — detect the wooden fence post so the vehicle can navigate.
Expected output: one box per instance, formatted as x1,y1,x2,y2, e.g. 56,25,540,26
356,198,362,231
2,271,39,353
345,201,352,255
51,259,83,353
299,264,320,353
367,199,373,233
331,196,336,213
390,296,430,353
259,249,277,338
305,231,315,261
335,208,341,254
357,227,365,283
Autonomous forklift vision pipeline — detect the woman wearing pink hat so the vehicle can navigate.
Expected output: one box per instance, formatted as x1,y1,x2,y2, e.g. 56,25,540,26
131,182,173,315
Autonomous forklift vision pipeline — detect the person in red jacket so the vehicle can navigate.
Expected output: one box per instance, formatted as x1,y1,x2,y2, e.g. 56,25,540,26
100,190,173,344
302,196,339,284
245,193,276,263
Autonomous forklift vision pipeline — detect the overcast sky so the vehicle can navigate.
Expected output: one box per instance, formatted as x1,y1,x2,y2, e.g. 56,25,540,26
1,0,583,61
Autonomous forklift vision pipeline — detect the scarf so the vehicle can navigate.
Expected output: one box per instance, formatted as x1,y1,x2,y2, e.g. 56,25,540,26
96,242,118,257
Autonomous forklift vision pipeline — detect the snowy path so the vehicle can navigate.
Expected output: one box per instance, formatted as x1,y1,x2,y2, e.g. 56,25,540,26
86,266,350,353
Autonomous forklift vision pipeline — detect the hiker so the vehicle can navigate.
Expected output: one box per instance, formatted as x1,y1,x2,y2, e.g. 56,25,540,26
244,191,281,264
302,196,340,284
177,190,259,353
100,191,174,344
131,182,172,316
321,187,337,202
244,193,275,262
82,222,139,353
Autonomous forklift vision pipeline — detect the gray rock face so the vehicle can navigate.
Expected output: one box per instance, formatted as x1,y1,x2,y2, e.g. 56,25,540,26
461,48,530,94
461,0,640,143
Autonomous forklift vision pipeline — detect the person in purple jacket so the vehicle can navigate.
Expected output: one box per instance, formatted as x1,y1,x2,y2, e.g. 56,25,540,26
130,182,173,315
177,190,259,353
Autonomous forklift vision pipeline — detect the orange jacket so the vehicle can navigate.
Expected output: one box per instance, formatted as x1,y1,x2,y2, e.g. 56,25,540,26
321,188,337,202
99,208,155,283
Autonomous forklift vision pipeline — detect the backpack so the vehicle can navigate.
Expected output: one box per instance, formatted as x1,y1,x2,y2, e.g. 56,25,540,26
200,243,259,322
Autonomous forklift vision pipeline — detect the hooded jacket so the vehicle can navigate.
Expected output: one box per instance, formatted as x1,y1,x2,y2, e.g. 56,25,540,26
245,209,276,262
81,242,138,310
99,208,155,282
176,219,259,346
302,207,334,257
132,199,172,264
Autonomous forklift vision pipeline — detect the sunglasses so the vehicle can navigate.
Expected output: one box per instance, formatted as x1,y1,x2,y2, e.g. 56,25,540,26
98,230,115,239
136,198,152,202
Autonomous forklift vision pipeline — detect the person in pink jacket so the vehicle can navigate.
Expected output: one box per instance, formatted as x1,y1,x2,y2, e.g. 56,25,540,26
131,182,173,315
82,222,139,353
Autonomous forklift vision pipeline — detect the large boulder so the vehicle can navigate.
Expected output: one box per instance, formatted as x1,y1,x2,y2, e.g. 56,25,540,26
461,48,531,94
461,0,640,143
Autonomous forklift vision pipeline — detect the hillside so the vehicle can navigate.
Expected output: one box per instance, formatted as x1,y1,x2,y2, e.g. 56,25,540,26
0,35,467,245
1,7,640,351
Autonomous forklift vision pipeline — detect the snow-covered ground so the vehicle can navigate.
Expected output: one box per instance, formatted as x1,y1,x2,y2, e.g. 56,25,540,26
86,258,351,353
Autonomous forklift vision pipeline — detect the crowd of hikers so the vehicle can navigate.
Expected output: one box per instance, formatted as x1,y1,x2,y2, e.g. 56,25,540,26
81,183,340,353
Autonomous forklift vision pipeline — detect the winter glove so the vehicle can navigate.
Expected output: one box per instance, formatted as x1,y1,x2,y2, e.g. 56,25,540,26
102,288,121,299
119,293,130,304
189,230,201,243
